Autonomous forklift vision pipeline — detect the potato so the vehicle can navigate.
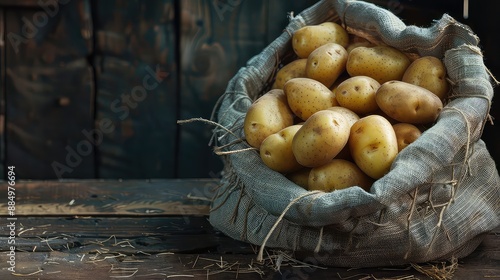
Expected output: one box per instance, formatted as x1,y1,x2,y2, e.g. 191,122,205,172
308,159,373,192
286,168,311,189
376,81,443,124
292,110,350,167
273,58,307,89
326,106,360,128
292,22,349,58
335,76,381,115
260,125,303,173
284,77,337,121
346,36,374,54
346,45,411,84
305,43,348,88
349,115,398,179
393,123,422,152
402,56,450,100
243,89,294,149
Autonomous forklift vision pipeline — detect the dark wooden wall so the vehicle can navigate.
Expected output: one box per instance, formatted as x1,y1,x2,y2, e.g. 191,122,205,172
1,0,498,180
0,0,317,180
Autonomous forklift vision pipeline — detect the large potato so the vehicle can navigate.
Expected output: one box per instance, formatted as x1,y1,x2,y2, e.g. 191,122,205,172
393,123,422,152
243,89,294,149
346,36,374,54
273,58,307,89
308,159,373,192
376,81,443,124
260,125,303,174
346,45,411,84
349,115,399,179
292,21,349,58
326,106,360,127
335,76,381,115
326,106,360,160
305,43,348,88
292,110,350,167
402,56,450,100
284,78,337,121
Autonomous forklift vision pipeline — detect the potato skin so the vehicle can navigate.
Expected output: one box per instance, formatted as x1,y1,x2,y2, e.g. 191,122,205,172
376,81,443,124
326,106,360,128
402,56,449,100
306,43,348,88
273,58,307,89
284,78,337,121
335,76,381,115
308,159,373,192
292,110,350,168
346,45,411,84
292,22,349,58
260,125,303,174
349,115,398,179
392,123,422,152
243,89,294,149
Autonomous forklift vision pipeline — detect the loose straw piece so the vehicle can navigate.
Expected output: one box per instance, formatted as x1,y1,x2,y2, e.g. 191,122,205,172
257,191,323,262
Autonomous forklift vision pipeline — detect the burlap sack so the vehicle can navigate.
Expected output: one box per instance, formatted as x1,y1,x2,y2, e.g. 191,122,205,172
209,0,500,267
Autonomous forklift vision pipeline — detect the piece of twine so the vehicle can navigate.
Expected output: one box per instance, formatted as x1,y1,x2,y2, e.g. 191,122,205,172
256,190,323,262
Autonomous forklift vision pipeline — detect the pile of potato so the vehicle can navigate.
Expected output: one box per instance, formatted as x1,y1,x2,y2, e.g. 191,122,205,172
243,22,449,192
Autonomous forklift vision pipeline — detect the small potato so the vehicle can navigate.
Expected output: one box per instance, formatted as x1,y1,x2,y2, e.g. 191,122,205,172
243,89,294,149
376,81,443,124
393,123,422,152
284,78,337,121
402,56,450,100
306,43,348,88
292,110,350,168
292,22,349,58
349,115,399,179
308,159,373,192
347,45,411,84
286,168,311,189
260,125,303,173
335,76,381,115
273,58,307,89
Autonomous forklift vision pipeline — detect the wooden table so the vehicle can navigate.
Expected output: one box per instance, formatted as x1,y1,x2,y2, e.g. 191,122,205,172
0,179,498,279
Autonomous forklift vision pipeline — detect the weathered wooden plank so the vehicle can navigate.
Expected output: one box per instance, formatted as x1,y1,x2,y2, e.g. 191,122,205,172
176,0,271,178
0,216,254,255
14,250,500,280
0,179,215,216
93,0,178,179
0,0,43,7
4,1,95,179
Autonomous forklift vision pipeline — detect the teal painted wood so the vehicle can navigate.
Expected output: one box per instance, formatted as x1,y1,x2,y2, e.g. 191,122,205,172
93,0,178,179
4,1,94,179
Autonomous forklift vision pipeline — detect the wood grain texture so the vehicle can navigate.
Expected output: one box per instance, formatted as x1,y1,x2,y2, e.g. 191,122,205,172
0,179,497,279
0,179,215,216
176,0,317,178
93,0,178,179
4,0,94,179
